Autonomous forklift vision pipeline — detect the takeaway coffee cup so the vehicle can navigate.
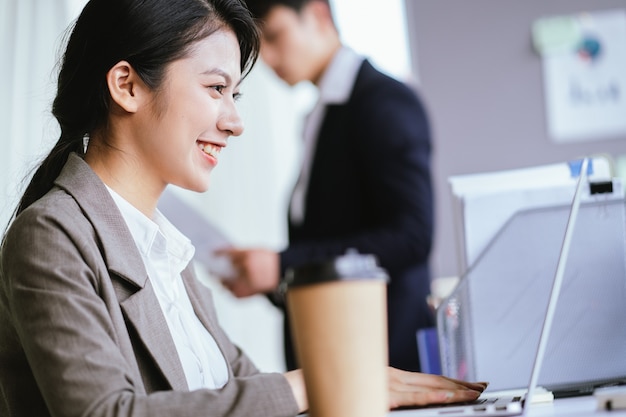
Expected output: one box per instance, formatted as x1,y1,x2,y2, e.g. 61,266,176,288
284,249,389,417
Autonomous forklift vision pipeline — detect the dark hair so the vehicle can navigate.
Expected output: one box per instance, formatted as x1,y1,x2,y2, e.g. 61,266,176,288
14,0,260,217
244,0,330,20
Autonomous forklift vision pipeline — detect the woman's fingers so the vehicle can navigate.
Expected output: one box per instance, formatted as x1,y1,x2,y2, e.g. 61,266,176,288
438,375,488,392
388,367,487,392
387,367,488,409
389,386,482,409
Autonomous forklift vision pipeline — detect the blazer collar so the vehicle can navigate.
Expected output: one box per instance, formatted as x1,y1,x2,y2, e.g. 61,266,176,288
54,153,148,288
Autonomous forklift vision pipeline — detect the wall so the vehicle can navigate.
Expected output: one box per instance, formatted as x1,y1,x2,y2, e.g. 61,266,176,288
404,0,626,279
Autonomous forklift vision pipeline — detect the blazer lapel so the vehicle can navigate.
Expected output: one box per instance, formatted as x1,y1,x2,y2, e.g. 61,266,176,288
120,281,189,391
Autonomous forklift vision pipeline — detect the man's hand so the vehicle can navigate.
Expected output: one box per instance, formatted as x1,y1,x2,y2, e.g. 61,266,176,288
218,248,280,298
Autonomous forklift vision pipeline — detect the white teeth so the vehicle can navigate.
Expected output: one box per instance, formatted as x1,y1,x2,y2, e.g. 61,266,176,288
198,142,220,158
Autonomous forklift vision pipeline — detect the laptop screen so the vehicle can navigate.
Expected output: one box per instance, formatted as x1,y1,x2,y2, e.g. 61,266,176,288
437,160,626,393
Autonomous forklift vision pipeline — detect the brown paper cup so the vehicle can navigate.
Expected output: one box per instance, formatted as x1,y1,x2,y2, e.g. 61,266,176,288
285,251,389,417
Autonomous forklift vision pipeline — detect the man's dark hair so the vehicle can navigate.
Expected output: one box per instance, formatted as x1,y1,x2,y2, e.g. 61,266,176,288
245,0,330,20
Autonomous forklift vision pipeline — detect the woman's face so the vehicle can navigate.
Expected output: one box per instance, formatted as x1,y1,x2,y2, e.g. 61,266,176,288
138,28,244,193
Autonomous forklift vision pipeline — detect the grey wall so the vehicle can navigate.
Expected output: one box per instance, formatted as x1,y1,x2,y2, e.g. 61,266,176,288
405,0,626,279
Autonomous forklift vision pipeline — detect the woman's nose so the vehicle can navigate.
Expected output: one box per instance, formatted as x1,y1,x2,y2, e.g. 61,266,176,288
218,103,244,137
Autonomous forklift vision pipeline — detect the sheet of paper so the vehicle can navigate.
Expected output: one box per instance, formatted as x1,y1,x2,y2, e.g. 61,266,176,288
448,157,613,270
158,187,236,280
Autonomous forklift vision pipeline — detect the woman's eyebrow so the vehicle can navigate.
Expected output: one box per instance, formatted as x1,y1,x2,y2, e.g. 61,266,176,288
201,68,242,87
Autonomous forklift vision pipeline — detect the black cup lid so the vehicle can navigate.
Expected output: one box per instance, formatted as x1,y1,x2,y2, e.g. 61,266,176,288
283,249,389,289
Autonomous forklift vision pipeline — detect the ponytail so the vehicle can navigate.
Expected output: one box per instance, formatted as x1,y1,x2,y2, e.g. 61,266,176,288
15,134,83,217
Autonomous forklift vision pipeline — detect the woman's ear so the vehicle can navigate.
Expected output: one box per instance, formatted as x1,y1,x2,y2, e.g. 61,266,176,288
106,60,144,113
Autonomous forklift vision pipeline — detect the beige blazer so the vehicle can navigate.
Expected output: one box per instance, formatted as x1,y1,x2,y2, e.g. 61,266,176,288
0,153,298,417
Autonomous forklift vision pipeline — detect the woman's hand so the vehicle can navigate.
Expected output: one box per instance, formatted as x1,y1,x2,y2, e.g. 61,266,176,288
387,367,487,409
284,369,308,414
286,366,487,413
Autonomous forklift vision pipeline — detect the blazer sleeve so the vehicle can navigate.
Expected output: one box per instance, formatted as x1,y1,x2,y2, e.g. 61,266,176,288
0,203,298,417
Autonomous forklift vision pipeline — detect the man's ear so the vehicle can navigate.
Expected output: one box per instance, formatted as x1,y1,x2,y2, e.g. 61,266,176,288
301,0,335,30
106,60,145,113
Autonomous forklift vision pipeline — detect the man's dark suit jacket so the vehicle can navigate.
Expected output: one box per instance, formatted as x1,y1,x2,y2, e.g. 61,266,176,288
278,59,435,372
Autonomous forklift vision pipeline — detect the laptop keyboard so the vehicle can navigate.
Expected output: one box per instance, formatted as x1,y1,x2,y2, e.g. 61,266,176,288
394,395,523,412
471,396,523,412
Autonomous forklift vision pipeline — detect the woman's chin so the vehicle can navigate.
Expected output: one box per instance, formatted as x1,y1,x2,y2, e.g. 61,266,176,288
173,177,211,194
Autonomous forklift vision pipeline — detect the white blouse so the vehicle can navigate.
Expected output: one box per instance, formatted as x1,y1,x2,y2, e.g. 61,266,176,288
107,187,229,390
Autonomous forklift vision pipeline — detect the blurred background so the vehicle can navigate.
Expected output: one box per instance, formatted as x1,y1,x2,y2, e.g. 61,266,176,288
2,0,625,372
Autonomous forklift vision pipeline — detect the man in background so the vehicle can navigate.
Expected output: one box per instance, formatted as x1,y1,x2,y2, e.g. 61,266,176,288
222,0,435,373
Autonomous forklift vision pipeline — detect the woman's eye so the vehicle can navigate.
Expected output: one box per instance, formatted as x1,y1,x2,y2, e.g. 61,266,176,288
210,85,241,101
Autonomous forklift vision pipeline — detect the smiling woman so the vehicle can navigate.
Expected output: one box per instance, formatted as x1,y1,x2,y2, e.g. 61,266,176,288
0,1,487,416
0,1,310,416
0,1,413,374
84,29,245,207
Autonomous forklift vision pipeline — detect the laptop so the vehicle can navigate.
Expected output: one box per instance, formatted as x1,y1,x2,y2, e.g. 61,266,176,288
396,157,590,416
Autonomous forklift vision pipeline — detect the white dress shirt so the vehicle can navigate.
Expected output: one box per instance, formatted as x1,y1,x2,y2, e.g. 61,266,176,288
107,187,229,391
289,46,365,224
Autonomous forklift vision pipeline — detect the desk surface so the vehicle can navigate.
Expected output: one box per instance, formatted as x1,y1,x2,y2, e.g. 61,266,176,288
388,395,626,417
